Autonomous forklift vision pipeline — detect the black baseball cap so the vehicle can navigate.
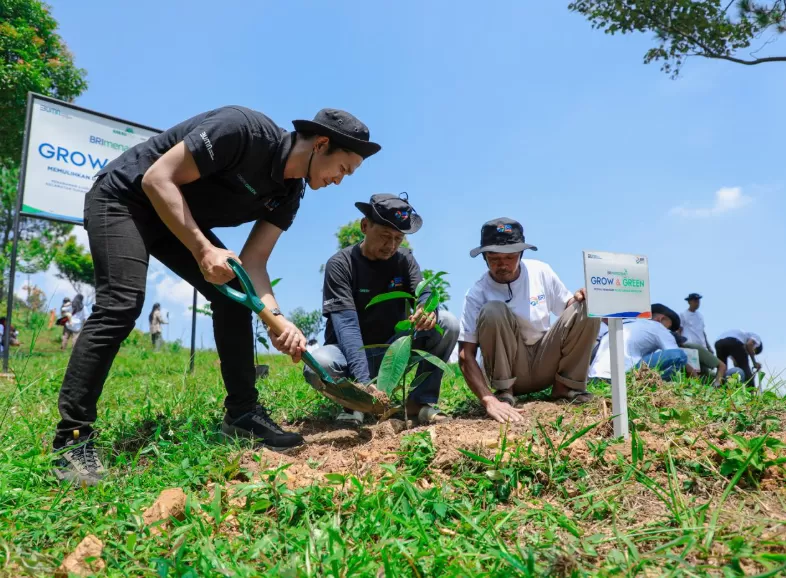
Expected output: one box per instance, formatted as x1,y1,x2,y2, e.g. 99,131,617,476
652,303,680,331
470,218,537,258
293,109,381,159
355,193,422,234
685,293,702,301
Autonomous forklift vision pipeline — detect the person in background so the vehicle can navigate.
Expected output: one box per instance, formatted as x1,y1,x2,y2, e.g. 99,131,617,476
715,330,763,385
680,293,713,353
589,304,698,381
148,303,167,350
305,193,459,426
61,294,86,350
458,218,599,424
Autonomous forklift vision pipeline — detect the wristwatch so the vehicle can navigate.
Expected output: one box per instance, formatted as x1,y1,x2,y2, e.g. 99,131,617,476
269,308,282,316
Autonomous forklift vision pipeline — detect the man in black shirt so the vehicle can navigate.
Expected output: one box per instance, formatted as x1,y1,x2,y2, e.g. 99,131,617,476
53,107,380,485
304,194,459,425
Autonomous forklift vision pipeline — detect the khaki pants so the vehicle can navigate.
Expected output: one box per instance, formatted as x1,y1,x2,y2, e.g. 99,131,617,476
476,300,600,394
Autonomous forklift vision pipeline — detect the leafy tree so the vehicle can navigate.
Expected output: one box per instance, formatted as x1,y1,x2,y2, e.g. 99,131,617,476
569,0,786,77
422,269,451,311
1,0,88,162
288,307,324,341
0,0,88,298
53,235,94,293
0,163,73,296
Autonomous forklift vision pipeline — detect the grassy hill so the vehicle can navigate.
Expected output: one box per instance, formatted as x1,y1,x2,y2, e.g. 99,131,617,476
1,313,785,576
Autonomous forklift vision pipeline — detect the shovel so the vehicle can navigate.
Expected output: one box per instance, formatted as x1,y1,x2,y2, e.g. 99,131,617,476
212,259,393,415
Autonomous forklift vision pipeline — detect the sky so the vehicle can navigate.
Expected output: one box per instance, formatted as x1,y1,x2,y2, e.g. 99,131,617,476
20,0,786,384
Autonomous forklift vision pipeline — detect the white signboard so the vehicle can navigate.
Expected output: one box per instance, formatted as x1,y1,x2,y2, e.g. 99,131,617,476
20,94,159,224
583,251,652,319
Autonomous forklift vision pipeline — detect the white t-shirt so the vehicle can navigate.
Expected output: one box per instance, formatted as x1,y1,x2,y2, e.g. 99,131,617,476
718,330,762,348
589,319,679,379
459,259,572,344
680,309,707,345
66,309,86,332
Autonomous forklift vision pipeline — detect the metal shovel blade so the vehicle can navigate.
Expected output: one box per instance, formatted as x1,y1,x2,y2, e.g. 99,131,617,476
300,350,394,415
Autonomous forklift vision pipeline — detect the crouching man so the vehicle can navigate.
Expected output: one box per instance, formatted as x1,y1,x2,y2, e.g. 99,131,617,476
457,218,600,424
304,194,459,424
589,304,699,381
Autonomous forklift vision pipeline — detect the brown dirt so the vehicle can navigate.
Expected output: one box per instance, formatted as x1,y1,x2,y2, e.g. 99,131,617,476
54,535,105,578
142,488,187,533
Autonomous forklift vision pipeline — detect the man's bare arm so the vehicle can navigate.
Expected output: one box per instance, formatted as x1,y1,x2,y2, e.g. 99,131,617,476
458,341,525,423
141,142,237,284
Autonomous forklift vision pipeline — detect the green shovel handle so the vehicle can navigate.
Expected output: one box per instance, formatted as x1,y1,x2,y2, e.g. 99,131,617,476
212,258,337,386
212,258,265,315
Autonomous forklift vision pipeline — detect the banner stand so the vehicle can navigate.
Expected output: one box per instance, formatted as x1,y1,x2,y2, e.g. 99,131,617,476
3,94,34,373
608,318,628,438
189,288,197,373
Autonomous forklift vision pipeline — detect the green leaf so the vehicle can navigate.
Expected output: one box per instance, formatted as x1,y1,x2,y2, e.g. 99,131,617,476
271,278,282,288
408,371,432,391
365,291,415,309
412,350,450,374
395,319,413,333
434,323,444,336
376,335,412,394
558,421,602,451
324,473,347,485
424,292,441,313
457,448,495,466
415,271,447,299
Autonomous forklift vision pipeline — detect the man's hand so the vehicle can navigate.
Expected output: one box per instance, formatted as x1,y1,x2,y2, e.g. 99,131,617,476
483,395,527,424
196,246,240,284
567,288,587,308
410,305,437,332
269,320,307,363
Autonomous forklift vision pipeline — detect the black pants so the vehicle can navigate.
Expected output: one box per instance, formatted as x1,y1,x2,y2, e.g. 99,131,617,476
54,180,258,446
714,337,752,383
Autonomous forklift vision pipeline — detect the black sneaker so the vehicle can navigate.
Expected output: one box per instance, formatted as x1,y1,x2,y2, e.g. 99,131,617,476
221,405,304,450
53,431,106,486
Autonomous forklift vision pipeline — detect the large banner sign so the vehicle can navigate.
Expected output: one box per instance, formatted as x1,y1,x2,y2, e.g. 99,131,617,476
583,250,652,319
20,94,159,223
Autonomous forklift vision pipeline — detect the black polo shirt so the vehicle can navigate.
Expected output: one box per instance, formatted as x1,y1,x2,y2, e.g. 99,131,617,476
322,244,427,346
96,106,304,231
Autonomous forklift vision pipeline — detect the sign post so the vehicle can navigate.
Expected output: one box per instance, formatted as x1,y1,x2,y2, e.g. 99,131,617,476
583,251,652,438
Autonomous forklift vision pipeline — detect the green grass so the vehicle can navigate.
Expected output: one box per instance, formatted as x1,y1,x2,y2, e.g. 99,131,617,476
1,312,786,577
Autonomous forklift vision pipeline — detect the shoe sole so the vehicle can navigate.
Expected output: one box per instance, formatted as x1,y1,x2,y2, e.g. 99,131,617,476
220,423,303,452
53,468,104,487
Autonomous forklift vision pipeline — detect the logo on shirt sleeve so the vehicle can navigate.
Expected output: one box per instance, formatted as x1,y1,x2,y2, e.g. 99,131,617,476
389,277,403,289
264,198,281,211
199,131,215,160
529,294,546,306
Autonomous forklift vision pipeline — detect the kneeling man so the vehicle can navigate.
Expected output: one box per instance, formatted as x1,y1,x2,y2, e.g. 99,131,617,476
457,218,600,424
305,194,459,424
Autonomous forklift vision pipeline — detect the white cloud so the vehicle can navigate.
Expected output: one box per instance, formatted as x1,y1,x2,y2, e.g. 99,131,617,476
671,187,752,218
71,224,90,249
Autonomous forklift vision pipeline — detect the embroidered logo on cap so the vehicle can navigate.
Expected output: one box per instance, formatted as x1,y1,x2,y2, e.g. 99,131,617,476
395,210,409,221
497,224,513,233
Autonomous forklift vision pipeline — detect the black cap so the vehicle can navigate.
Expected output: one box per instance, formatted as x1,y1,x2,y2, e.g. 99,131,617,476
685,293,703,301
652,303,680,331
292,109,381,159
470,218,537,258
355,193,422,234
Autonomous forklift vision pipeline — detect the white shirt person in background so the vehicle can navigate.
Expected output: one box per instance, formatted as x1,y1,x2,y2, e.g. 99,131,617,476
680,292,712,352
62,294,86,350
458,218,600,424
590,304,698,381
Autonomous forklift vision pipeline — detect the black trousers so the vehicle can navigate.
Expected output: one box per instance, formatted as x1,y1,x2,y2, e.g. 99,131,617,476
715,337,752,383
54,179,258,446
